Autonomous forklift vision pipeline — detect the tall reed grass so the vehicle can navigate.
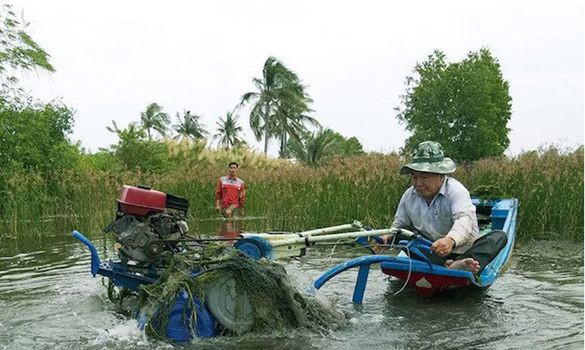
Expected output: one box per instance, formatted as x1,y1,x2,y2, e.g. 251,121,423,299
1,146,582,241
458,146,583,240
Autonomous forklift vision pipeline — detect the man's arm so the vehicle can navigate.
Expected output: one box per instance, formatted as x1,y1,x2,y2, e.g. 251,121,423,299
431,189,476,256
445,189,477,248
215,179,222,210
391,194,412,230
382,190,412,244
239,183,246,209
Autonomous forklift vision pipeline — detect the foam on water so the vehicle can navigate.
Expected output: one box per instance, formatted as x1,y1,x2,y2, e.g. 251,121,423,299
0,236,582,349
90,319,155,348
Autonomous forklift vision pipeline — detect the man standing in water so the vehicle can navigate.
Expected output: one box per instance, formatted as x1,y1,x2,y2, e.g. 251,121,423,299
215,162,246,219
380,141,507,273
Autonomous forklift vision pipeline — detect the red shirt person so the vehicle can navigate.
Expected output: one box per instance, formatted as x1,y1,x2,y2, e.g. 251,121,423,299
215,162,246,218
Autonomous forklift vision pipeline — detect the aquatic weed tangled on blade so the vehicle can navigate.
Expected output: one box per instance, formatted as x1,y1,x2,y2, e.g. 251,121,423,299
137,242,347,339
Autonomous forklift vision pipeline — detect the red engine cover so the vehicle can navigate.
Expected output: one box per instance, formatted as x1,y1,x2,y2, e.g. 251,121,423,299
117,185,166,216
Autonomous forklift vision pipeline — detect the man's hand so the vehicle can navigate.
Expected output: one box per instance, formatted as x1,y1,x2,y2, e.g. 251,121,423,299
371,234,393,254
430,237,455,257
380,234,393,245
215,204,221,212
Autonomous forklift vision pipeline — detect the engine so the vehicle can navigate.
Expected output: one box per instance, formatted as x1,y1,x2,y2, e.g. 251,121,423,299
104,185,190,266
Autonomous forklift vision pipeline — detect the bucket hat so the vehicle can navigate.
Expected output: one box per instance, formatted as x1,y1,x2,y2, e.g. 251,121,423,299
400,141,456,175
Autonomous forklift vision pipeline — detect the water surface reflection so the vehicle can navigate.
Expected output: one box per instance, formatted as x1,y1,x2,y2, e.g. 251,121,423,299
0,226,582,350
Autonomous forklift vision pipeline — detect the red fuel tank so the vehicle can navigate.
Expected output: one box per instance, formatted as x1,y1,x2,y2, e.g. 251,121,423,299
117,185,166,216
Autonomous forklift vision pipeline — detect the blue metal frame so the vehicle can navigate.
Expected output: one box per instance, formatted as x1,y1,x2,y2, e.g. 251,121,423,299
72,230,217,341
72,230,101,277
73,230,158,290
314,255,400,304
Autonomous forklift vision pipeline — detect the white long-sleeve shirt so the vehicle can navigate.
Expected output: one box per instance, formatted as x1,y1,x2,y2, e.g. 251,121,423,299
391,176,479,254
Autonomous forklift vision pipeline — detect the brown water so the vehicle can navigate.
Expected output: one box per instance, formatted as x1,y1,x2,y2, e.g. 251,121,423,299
0,220,582,350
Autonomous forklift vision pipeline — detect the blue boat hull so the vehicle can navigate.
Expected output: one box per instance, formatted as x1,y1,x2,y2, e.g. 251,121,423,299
314,197,518,301
381,198,518,296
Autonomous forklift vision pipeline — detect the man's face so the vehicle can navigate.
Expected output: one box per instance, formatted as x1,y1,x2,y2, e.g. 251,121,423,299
410,171,443,201
228,164,238,177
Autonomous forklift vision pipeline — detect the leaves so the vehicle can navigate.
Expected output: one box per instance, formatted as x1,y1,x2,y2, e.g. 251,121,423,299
0,101,79,178
173,109,208,142
287,128,365,166
239,56,317,157
0,5,54,101
396,48,512,162
214,111,245,149
140,103,170,140
106,120,169,173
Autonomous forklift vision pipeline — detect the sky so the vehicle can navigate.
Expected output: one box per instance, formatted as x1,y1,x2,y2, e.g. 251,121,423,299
9,0,585,156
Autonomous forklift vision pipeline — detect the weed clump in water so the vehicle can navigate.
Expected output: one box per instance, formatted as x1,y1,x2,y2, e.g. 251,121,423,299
137,242,347,339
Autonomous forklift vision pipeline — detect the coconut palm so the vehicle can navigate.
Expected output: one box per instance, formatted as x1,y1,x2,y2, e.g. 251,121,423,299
140,103,170,140
240,56,315,156
287,128,339,166
273,87,319,158
215,111,244,149
172,110,208,141
106,120,145,140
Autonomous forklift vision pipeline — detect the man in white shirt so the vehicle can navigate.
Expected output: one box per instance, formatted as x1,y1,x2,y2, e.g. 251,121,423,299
381,141,507,274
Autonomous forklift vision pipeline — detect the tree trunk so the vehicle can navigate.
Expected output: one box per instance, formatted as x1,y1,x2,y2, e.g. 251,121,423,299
263,105,269,155
280,132,288,158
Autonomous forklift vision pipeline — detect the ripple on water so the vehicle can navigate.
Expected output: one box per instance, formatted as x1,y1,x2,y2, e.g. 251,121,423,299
0,236,582,349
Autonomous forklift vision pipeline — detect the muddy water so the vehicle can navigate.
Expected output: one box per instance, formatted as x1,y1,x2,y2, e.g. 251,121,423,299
0,223,582,350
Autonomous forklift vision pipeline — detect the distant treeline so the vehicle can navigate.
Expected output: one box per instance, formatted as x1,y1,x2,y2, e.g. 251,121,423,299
1,145,582,241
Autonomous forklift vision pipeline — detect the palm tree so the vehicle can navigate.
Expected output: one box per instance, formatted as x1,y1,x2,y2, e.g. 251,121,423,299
215,111,244,149
140,103,170,140
105,119,147,158
172,110,208,141
288,128,339,166
106,120,145,140
240,56,315,156
272,86,320,158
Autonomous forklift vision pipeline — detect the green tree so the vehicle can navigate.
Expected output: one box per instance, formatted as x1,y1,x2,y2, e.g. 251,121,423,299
273,88,320,159
79,149,121,173
0,4,54,102
214,111,245,149
0,101,78,173
139,103,170,140
106,120,169,172
240,56,316,156
172,110,207,141
396,48,512,161
338,136,365,156
287,128,364,166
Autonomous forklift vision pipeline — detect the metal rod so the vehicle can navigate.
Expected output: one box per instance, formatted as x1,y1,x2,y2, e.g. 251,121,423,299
159,237,241,243
270,228,397,247
296,221,363,237
240,233,301,241
240,221,364,242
